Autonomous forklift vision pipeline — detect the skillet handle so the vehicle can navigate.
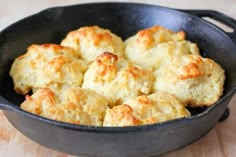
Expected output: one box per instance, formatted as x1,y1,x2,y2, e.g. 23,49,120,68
181,10,236,43
0,96,16,111
218,107,230,122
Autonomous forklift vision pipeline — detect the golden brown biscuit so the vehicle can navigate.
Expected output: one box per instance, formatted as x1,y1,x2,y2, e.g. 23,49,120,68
103,91,190,126
10,24,227,127
153,55,225,107
10,44,88,94
61,26,124,62
124,25,199,70
130,25,186,49
82,52,154,107
21,87,109,126
103,104,141,126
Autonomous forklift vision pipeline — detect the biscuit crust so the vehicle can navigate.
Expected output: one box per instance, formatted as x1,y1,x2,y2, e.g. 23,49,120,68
61,26,124,62
10,44,88,94
82,52,155,107
124,25,199,70
10,25,225,126
21,87,109,126
103,92,190,126
153,55,225,107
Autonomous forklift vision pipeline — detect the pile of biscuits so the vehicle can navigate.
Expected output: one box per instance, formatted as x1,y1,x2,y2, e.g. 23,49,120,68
10,25,225,127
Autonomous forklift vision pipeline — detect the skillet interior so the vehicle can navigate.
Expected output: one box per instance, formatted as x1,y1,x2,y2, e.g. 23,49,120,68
0,3,235,114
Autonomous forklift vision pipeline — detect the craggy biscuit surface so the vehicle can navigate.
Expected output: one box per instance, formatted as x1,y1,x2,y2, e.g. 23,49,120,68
10,25,225,127
103,91,190,126
21,87,109,126
61,26,124,62
125,25,199,70
153,55,225,107
82,52,155,107
10,44,88,94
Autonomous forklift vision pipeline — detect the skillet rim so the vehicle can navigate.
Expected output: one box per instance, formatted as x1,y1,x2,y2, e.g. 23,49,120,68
0,2,236,133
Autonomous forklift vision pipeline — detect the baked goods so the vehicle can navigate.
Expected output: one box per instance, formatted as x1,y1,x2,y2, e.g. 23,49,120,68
9,25,225,127
153,54,225,107
124,25,199,70
82,52,154,107
10,44,88,94
21,87,109,126
61,26,124,62
103,92,190,126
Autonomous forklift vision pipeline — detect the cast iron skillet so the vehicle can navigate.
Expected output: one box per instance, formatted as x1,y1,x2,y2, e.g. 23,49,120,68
0,3,236,157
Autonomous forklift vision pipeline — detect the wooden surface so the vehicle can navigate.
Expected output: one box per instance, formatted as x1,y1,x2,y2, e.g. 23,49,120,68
0,0,236,157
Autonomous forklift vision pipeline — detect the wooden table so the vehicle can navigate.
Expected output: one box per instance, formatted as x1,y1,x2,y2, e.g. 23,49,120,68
0,0,236,157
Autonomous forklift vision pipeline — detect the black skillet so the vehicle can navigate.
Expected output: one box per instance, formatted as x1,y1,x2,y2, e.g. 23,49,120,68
0,3,236,157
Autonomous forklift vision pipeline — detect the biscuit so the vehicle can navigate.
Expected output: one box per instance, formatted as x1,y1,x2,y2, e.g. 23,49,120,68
10,44,88,94
21,87,109,126
10,25,226,127
103,91,190,126
124,25,199,70
153,55,225,107
61,26,124,62
82,52,154,107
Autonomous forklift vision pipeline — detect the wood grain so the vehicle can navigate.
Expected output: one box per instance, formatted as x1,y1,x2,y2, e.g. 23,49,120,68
0,0,236,157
